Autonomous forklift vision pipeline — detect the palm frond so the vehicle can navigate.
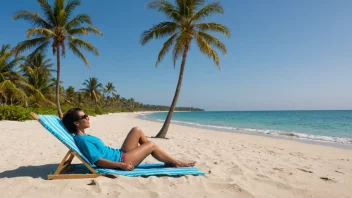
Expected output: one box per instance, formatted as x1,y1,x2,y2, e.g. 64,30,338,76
26,28,55,38
148,0,181,22
28,41,50,58
191,2,223,22
68,26,103,36
0,46,22,72
57,8,67,26
141,22,179,45
0,80,28,99
65,14,92,29
31,89,56,107
197,31,226,55
195,22,230,37
175,0,204,18
42,59,53,67
0,44,11,55
15,37,48,56
68,42,90,67
195,33,220,67
13,11,52,29
68,37,99,55
65,0,81,20
172,32,190,67
37,0,56,26
54,0,65,24
189,0,206,8
5,59,23,72
10,72,29,82
156,33,178,66
16,80,36,90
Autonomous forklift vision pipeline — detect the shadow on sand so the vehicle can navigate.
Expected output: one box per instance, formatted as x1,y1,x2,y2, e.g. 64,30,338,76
0,164,58,179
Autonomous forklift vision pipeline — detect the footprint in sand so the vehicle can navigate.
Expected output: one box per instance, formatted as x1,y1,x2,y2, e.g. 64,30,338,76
297,168,313,173
87,179,103,193
273,167,284,172
320,177,336,183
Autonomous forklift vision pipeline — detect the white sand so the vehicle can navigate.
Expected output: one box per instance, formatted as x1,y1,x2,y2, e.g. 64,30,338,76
0,112,351,198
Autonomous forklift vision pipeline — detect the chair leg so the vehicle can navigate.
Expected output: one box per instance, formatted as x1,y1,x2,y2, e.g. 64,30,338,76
72,152,98,174
53,150,74,175
48,150,105,180
48,174,102,180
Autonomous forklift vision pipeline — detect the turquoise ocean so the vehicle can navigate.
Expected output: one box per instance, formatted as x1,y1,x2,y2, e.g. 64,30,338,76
140,111,352,145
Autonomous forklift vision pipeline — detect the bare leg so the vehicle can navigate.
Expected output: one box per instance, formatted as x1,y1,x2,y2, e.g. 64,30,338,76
121,127,149,152
123,141,196,167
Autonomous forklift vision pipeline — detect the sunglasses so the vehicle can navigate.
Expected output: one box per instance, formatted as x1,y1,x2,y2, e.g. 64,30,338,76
76,114,89,121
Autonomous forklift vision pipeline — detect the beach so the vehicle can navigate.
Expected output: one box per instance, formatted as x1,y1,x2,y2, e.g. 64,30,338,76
0,112,351,198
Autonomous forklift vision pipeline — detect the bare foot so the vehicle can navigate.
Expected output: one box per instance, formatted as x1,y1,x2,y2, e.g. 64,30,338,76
175,160,196,167
164,163,175,167
164,161,196,167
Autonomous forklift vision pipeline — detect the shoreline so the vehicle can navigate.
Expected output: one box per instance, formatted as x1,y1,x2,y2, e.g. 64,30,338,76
136,112,352,150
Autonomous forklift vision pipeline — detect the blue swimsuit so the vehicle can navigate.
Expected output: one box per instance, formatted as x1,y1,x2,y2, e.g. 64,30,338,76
74,134,122,164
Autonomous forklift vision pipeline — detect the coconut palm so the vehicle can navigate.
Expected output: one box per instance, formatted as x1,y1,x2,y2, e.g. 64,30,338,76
13,0,103,118
141,0,230,138
103,82,116,106
80,77,103,105
65,86,76,104
128,98,135,108
111,93,120,107
104,82,117,97
20,53,56,107
0,44,28,105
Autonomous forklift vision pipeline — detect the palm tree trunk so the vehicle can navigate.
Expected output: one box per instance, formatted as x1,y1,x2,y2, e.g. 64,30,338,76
56,47,63,119
155,44,190,138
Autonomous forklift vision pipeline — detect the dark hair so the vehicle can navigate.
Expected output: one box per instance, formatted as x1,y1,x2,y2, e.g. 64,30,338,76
62,108,82,134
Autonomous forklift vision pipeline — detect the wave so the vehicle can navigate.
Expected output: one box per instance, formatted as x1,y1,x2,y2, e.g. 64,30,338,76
139,114,352,145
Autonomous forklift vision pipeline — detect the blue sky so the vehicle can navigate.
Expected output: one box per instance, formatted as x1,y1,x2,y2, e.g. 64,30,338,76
1,0,352,111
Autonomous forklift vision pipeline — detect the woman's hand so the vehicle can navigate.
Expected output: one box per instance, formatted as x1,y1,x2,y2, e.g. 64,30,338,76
118,162,135,171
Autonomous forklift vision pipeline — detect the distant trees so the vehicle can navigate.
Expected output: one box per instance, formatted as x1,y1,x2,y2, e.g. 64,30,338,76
80,77,103,105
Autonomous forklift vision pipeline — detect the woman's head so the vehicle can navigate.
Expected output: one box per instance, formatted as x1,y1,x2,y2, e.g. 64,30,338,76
62,108,90,134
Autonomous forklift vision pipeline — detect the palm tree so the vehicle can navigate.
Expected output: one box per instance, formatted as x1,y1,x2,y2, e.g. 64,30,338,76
65,86,76,104
20,53,56,107
120,97,128,107
80,77,103,105
76,91,85,107
13,0,103,118
111,93,120,107
104,82,116,106
0,44,28,105
141,0,230,138
128,98,135,108
104,82,117,97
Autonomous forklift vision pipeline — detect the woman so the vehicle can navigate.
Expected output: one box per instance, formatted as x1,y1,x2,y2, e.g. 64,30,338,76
62,108,196,171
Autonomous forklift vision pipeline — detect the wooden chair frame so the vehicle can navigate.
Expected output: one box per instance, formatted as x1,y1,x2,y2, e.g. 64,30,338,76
31,112,115,180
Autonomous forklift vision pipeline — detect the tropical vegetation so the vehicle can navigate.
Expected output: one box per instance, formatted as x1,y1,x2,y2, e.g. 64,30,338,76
0,0,205,122
0,46,203,121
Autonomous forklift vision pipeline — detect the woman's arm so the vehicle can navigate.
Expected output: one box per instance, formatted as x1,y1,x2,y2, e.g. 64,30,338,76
95,158,134,171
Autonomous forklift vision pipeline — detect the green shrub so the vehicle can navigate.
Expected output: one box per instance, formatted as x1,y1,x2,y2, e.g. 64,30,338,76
0,104,130,121
29,107,57,115
0,105,32,121
94,106,103,114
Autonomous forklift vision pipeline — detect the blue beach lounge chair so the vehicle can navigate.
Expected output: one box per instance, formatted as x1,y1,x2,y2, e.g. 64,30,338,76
31,112,205,180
